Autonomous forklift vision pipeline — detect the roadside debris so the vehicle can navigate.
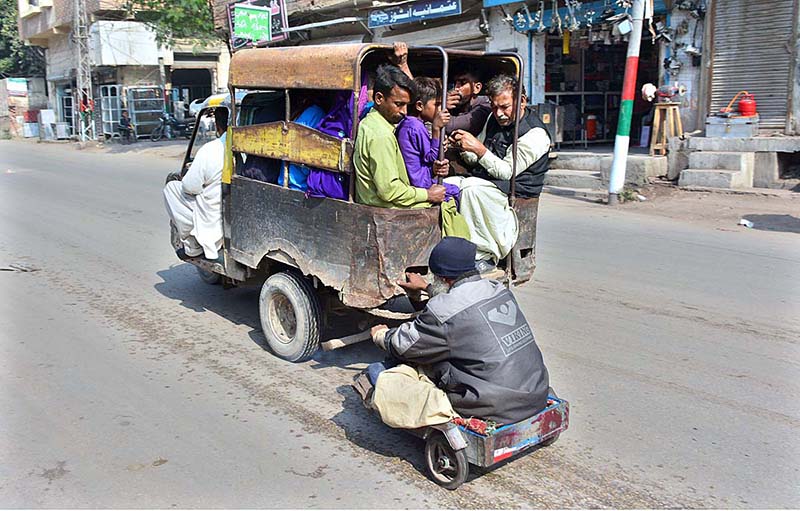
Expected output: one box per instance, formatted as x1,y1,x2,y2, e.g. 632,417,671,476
738,219,754,229
0,263,41,272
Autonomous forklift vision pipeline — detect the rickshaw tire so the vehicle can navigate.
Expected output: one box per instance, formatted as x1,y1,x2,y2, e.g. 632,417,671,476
424,432,469,490
259,271,321,363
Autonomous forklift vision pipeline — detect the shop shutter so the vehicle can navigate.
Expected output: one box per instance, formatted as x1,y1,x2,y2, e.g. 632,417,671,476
710,0,796,132
442,37,487,51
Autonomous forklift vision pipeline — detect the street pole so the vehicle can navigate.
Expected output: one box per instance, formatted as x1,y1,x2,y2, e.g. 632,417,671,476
73,0,95,141
607,0,645,206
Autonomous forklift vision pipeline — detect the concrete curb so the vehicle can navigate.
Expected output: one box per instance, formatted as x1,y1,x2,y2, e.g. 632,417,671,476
680,186,800,198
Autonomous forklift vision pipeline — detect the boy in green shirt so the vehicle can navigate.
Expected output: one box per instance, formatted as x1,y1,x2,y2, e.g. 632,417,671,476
354,65,446,208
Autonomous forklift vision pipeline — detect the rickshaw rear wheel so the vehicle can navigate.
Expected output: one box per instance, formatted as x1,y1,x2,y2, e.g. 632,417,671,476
425,432,469,490
259,271,321,362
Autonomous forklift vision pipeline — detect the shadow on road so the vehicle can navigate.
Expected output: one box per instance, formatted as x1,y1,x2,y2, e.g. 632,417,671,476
154,263,262,327
742,214,800,234
330,385,430,475
154,264,392,368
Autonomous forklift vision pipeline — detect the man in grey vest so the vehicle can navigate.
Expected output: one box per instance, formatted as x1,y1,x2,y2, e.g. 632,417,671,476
450,74,552,198
369,236,550,425
442,74,552,273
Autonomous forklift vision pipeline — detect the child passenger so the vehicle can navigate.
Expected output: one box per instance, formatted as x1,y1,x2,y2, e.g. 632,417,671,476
395,77,460,202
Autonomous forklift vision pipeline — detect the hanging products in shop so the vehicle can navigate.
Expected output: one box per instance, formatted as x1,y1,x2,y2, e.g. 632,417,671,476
564,0,582,32
536,0,546,31
663,54,682,77
584,8,596,31
513,5,532,32
550,0,563,36
563,30,571,54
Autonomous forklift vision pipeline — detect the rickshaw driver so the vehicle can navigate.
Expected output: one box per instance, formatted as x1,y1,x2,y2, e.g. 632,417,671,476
163,108,229,261
367,236,551,426
354,64,447,208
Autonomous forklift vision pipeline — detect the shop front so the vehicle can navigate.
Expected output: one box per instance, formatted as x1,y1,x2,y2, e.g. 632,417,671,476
543,26,659,148
496,0,670,149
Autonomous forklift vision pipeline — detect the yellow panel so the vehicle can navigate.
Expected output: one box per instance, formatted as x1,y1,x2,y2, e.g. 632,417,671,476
222,126,233,184
231,122,353,174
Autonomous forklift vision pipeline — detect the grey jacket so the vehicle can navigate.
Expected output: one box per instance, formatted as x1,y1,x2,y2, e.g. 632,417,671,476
384,274,550,425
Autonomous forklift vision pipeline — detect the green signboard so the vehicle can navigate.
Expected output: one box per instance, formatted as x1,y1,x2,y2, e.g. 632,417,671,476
233,4,272,43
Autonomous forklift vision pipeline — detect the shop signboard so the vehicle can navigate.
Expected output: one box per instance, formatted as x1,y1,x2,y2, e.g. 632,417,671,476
483,0,666,21
228,0,288,50
6,78,28,97
368,0,462,29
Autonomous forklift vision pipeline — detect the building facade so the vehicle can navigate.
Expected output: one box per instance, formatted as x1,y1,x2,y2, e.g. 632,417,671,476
18,0,231,139
214,0,798,141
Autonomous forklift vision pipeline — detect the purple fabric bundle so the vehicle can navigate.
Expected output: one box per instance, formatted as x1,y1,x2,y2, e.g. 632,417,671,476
306,90,356,201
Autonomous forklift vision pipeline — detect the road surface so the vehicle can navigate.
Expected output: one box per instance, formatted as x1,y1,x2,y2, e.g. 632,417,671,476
1,140,798,507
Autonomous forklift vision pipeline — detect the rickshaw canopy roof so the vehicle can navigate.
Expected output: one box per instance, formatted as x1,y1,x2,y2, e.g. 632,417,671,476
228,44,521,91
230,44,377,91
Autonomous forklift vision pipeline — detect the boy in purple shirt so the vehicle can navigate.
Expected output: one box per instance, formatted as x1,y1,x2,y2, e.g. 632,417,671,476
396,77,459,202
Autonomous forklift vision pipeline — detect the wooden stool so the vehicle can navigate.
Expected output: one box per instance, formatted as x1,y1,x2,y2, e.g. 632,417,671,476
649,102,683,156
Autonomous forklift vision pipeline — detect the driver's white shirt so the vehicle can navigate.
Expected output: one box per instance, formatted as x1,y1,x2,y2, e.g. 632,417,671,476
164,133,225,259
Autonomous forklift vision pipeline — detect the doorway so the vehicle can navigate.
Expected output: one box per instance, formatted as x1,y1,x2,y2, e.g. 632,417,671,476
170,68,213,120
544,25,659,148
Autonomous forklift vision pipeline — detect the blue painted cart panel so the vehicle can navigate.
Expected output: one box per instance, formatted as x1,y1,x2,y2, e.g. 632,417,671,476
459,396,570,467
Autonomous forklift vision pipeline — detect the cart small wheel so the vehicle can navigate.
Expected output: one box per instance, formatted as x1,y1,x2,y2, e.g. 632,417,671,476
424,432,469,490
259,271,321,362
196,266,221,285
540,432,560,447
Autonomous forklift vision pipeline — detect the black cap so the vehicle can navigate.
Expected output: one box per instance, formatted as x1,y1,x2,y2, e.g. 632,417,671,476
428,237,477,278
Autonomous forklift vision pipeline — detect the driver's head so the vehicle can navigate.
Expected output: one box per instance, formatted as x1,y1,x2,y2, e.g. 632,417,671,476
373,64,414,124
485,74,527,127
428,237,477,294
214,107,229,136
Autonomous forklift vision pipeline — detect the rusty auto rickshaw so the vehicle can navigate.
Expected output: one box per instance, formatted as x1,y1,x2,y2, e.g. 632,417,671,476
169,44,543,363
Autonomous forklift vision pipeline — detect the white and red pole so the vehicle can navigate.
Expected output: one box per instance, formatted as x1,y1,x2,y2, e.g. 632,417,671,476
608,0,646,206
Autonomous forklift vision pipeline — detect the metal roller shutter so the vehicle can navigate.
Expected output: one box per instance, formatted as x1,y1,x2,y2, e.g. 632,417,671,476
710,0,796,132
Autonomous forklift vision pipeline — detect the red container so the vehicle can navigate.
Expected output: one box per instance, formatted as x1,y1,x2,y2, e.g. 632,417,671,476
738,93,757,117
23,109,39,122
586,114,598,140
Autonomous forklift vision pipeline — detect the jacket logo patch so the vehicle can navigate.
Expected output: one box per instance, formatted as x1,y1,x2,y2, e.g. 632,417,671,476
487,301,518,327
478,295,534,357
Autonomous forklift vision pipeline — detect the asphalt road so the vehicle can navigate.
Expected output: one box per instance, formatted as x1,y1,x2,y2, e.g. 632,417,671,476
1,140,798,508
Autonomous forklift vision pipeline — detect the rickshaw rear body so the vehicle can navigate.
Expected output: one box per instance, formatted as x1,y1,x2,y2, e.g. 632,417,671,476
221,44,539,308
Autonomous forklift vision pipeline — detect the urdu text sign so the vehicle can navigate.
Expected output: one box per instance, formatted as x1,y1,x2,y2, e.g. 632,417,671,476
233,4,272,44
368,0,462,29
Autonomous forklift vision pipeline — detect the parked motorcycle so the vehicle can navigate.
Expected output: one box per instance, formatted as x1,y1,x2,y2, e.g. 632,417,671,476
150,112,194,142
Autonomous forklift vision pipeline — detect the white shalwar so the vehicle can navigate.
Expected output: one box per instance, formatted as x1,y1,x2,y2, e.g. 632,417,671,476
163,133,226,259
445,176,518,262
453,122,551,263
